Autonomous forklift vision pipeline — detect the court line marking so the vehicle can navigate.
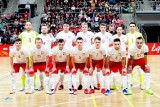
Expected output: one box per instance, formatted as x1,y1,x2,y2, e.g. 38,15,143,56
122,94,135,107
91,94,97,107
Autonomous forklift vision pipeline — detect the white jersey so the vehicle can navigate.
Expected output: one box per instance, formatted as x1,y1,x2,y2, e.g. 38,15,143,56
129,43,148,60
111,34,127,49
89,45,106,60
30,45,49,63
76,31,94,47
107,46,126,62
94,32,112,48
56,31,75,48
37,34,56,50
71,46,89,63
51,46,69,62
9,46,29,63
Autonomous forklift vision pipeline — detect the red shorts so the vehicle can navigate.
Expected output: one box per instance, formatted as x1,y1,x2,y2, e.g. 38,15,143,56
52,62,69,74
13,63,26,73
48,56,53,69
72,63,88,74
127,58,145,72
110,61,122,74
92,59,103,69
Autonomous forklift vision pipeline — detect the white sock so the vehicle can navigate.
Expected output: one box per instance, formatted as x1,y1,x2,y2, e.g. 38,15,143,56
25,74,29,90
29,77,34,91
105,76,110,90
40,72,44,87
12,73,16,90
112,73,116,86
72,75,77,89
145,73,150,89
89,76,94,89
101,76,105,89
137,68,143,74
96,72,101,84
67,73,72,89
84,75,89,89
45,77,50,91
127,74,131,89
51,74,56,89
122,76,127,89
60,72,64,85
78,71,82,84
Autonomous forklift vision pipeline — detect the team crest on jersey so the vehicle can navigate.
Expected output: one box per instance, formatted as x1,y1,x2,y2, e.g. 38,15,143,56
63,52,66,55
118,53,121,56
141,51,144,54
82,53,85,56
87,35,90,38
100,51,103,54
21,52,24,55
41,51,44,54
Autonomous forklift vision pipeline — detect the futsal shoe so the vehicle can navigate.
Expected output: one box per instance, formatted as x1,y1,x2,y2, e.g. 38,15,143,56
69,88,73,94
49,89,54,95
122,89,128,95
127,89,132,95
146,89,153,95
110,85,117,90
104,89,110,95
101,88,105,94
34,86,38,91
10,89,16,94
73,89,78,95
19,87,25,91
84,89,89,94
89,89,95,94
38,85,44,91
78,84,83,90
140,85,144,90
58,85,64,90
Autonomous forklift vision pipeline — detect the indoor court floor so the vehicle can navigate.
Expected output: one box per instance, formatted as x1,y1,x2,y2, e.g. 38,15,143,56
0,55,160,107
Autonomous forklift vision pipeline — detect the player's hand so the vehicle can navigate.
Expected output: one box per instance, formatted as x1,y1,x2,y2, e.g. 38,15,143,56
105,68,110,75
145,65,150,72
52,67,57,72
84,67,88,72
122,68,127,75
25,69,29,74
10,69,15,75
71,67,76,73
89,67,93,74
127,65,132,73
66,66,70,73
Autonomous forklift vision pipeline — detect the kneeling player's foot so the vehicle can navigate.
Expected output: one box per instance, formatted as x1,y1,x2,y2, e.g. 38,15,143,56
127,89,132,95
58,85,64,90
97,83,101,90
139,85,144,90
146,89,153,95
38,86,44,91
69,88,73,94
104,89,110,95
34,86,38,91
122,88,128,95
110,85,116,90
73,89,78,95
78,84,83,90
101,88,105,94
89,89,95,94
10,89,16,94
19,87,25,92
84,89,89,94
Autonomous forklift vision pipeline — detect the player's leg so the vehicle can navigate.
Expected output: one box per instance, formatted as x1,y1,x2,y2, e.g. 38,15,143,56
20,67,26,91
137,67,144,90
101,74,106,94
58,70,64,90
96,68,101,90
127,65,133,95
38,70,44,91
83,72,89,94
78,70,83,90
104,69,111,95
71,70,78,95
45,70,50,94
121,68,128,95
27,68,35,94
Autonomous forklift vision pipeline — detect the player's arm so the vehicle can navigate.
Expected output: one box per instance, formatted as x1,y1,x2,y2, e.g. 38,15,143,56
46,55,49,68
10,56,14,73
122,57,126,68
25,57,29,70
66,54,70,67
71,55,75,69
52,55,56,68
89,54,93,69
18,33,23,39
144,52,148,65
106,56,110,69
85,57,88,68
102,55,106,68
30,56,34,69
129,55,134,66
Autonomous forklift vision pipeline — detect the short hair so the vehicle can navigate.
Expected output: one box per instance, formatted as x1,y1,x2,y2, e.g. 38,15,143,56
94,36,101,41
129,22,136,26
136,36,143,40
41,25,48,28
100,23,106,27
76,37,83,41
35,37,43,42
116,25,124,30
81,22,88,27
58,38,65,43
63,21,70,25
113,38,121,42
15,38,21,42
25,21,32,25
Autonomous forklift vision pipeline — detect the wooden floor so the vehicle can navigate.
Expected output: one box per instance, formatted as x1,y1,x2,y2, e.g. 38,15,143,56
0,56,160,107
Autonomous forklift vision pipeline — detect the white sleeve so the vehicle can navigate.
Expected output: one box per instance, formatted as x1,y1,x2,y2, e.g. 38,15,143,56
9,49,14,57
144,44,149,53
129,46,134,56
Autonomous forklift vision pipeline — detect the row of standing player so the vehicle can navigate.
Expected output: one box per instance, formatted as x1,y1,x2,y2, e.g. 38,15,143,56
9,21,153,95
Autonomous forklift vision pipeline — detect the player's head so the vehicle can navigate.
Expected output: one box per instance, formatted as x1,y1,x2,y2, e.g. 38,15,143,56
129,22,136,32
81,22,88,32
35,37,43,49
25,21,32,31
63,22,70,32
94,36,101,48
76,37,83,48
41,25,48,34
113,38,121,50
14,38,22,49
116,26,123,35
58,38,65,50
100,23,106,33
136,37,144,49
